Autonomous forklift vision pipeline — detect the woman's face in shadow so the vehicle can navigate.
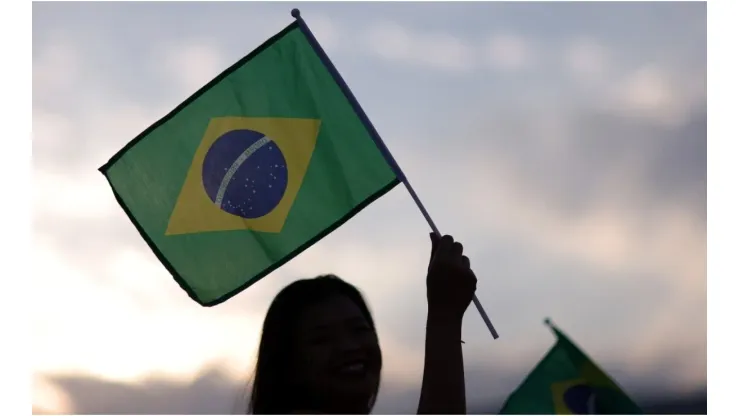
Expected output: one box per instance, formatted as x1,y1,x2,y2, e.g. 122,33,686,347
292,294,382,410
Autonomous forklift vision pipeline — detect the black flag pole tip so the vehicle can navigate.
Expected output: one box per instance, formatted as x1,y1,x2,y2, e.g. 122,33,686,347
291,8,301,19
544,318,553,328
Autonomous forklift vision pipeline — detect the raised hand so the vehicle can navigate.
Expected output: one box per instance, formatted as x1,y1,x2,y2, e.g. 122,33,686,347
426,233,477,324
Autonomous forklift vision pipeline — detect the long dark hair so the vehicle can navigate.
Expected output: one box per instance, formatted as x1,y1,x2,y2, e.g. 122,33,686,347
248,274,379,414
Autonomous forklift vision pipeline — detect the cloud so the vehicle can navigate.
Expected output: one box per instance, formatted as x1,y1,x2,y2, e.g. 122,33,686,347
32,37,80,95
562,37,610,82
32,234,261,383
464,108,706,282
362,21,475,72
32,101,167,176
483,33,534,72
463,164,705,288
604,65,706,127
306,14,342,52
33,169,118,221
33,375,75,414
43,367,241,415
159,41,226,93
31,109,75,167
40,363,706,415
612,66,682,120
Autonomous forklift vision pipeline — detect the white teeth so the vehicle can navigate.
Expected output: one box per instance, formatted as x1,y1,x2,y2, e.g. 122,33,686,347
340,362,365,374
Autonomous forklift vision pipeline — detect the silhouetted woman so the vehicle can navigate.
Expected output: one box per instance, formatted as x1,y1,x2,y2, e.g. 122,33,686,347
248,234,477,414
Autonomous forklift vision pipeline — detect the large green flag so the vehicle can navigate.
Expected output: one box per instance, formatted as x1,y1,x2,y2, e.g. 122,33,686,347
99,16,399,306
500,320,642,414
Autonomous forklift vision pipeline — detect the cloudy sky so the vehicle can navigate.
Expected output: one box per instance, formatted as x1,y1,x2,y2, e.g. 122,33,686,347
32,1,706,414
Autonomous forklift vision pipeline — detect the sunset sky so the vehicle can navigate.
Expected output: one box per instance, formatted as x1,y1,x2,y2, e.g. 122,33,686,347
31,1,707,414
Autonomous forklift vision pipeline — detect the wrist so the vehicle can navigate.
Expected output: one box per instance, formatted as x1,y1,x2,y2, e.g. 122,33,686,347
427,308,463,331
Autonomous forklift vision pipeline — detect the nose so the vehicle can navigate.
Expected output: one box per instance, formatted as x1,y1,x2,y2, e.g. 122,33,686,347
335,328,363,353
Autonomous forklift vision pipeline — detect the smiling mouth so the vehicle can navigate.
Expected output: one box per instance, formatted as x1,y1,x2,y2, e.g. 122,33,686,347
335,360,369,377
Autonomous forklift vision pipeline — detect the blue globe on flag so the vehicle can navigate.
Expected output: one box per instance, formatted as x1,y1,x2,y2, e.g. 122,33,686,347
201,129,289,219
563,384,599,414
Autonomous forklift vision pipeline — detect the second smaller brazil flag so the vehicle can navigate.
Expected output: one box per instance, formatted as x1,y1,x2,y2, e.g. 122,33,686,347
100,20,399,306
499,320,642,414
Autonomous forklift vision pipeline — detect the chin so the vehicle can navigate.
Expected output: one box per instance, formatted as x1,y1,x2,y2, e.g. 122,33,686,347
330,383,377,410
332,397,374,414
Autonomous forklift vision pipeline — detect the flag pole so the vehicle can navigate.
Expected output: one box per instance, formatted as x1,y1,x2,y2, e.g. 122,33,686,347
292,9,499,340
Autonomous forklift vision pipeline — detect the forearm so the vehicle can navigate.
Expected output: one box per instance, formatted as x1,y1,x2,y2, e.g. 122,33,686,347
417,313,466,415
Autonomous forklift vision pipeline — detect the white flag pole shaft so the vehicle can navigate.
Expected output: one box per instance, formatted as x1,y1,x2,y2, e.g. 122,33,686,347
292,9,499,341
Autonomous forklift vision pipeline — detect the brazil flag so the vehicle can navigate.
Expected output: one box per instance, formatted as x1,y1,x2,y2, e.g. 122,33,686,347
99,18,399,306
499,320,642,414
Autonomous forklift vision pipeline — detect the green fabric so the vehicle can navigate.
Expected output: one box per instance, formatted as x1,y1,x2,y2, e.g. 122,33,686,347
500,324,642,414
100,22,399,306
